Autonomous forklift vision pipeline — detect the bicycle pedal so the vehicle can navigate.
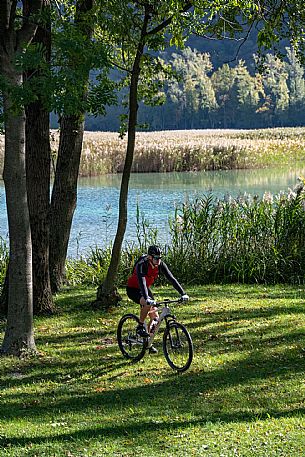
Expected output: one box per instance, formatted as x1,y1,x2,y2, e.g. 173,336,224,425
148,346,158,354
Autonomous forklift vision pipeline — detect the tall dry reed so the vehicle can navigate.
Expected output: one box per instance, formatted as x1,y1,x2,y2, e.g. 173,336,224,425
1,128,304,176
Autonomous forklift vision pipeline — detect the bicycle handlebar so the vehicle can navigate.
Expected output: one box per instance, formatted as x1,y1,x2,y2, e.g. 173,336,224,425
154,298,184,306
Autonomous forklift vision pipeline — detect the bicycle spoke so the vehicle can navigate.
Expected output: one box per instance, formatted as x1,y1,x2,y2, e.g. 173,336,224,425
163,322,193,372
117,314,147,362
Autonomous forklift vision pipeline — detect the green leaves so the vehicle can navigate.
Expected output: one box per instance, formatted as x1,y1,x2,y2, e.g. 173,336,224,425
137,57,170,107
88,74,117,117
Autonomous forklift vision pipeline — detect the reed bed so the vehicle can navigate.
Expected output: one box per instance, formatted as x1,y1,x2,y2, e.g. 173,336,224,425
66,180,305,287
77,128,305,175
1,128,305,177
166,185,305,284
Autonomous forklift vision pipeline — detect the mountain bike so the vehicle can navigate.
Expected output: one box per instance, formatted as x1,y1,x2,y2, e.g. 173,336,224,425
117,298,193,372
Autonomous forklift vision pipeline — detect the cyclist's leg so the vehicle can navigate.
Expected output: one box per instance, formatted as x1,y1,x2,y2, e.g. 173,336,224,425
126,286,158,334
126,287,150,336
139,298,151,324
146,288,159,333
138,287,154,324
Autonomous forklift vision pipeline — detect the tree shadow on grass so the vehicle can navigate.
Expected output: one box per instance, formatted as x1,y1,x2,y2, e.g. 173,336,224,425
1,404,305,450
185,300,305,339
0,343,126,390
1,283,304,452
189,327,305,357
1,284,304,399
1,341,304,421
2,322,301,396
35,328,112,346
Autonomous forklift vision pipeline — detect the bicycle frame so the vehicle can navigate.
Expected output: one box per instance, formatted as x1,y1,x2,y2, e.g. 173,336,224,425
146,299,181,347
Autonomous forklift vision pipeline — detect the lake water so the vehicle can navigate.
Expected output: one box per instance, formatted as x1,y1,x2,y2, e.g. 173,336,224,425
1,166,305,257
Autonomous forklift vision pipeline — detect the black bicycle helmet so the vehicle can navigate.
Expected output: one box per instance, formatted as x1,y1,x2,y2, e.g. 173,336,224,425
148,245,162,257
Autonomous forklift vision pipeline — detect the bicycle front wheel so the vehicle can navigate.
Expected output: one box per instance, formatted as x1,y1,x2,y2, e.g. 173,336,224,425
163,322,193,372
117,313,147,362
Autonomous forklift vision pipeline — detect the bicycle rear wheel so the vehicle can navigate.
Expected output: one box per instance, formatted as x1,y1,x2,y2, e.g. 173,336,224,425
163,322,193,372
117,313,147,362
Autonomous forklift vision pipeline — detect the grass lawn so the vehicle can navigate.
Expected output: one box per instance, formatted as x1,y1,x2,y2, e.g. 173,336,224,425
0,284,304,456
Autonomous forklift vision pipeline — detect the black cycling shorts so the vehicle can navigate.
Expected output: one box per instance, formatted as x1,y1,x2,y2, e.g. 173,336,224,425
126,286,154,305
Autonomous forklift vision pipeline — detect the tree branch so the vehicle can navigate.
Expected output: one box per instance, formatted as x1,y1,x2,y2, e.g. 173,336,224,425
110,59,132,74
17,0,44,51
146,2,193,36
193,31,246,41
231,21,255,63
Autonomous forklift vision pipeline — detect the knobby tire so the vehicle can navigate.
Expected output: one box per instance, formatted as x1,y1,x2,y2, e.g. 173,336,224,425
163,321,193,372
117,313,147,362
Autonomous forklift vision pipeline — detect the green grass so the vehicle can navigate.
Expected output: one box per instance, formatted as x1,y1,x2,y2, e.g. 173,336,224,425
0,284,305,456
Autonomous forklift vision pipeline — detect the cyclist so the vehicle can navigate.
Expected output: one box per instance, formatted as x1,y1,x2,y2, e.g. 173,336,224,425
126,245,189,354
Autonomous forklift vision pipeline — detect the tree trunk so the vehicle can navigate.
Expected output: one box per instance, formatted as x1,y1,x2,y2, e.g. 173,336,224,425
49,115,85,292
26,100,54,314
94,92,138,307
0,0,43,356
1,74,36,355
94,14,150,309
25,0,54,315
49,0,93,293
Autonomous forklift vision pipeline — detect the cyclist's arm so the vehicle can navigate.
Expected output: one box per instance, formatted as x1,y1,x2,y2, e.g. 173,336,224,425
136,260,150,301
160,261,185,295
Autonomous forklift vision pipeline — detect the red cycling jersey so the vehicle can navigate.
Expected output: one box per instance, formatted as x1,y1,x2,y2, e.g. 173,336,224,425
127,259,159,289
126,255,184,301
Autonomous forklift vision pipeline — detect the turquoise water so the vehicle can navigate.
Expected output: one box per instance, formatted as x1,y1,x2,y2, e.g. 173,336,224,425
1,166,305,257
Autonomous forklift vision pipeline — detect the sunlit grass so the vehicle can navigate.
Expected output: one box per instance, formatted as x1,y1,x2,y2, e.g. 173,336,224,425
0,284,304,456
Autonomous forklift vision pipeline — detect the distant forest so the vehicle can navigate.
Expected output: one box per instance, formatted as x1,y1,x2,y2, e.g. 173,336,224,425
54,35,305,131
